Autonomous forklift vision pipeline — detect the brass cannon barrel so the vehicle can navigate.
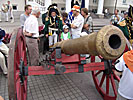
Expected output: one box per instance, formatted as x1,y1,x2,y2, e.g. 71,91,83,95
54,25,126,60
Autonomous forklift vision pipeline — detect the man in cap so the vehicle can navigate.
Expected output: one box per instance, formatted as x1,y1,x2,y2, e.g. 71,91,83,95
44,6,63,47
125,5,133,46
23,8,40,66
71,5,84,39
0,28,9,77
115,50,133,100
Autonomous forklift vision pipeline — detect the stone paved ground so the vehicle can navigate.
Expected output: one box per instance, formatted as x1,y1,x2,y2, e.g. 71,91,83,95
0,71,103,100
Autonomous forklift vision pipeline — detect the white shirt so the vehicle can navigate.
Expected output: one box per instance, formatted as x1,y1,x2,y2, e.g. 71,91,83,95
63,33,69,40
71,14,84,35
23,15,39,37
115,55,133,99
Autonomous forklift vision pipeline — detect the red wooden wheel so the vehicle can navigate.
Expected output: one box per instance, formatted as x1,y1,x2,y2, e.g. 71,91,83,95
91,56,119,100
8,28,27,100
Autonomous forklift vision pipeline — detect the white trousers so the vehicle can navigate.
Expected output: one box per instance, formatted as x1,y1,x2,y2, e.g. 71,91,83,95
49,32,58,46
2,12,8,21
0,43,9,74
8,10,14,19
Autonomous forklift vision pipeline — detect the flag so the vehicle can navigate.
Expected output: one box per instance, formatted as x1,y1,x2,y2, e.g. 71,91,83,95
81,0,85,8
71,0,74,8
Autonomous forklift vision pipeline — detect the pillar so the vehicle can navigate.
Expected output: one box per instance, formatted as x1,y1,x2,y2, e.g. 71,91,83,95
97,0,104,14
66,0,71,13
85,0,89,10
45,0,51,11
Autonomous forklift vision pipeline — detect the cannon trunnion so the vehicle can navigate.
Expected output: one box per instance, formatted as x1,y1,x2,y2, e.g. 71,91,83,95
8,25,127,100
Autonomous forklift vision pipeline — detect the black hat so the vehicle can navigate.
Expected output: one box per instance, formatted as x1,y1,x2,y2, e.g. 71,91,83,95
128,5,133,18
0,28,5,39
48,6,60,17
47,3,58,10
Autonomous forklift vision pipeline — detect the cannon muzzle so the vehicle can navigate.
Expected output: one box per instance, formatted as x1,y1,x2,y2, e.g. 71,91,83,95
54,25,126,60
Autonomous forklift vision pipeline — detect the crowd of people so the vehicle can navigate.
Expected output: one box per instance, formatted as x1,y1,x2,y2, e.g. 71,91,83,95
0,1,14,23
0,2,133,100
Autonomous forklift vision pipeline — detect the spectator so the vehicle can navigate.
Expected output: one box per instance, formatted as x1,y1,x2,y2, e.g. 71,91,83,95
115,50,133,100
61,12,70,28
1,4,8,22
110,9,122,26
81,8,92,34
104,8,109,18
0,28,9,77
68,10,74,24
123,12,128,19
20,5,32,28
7,1,14,23
23,8,40,66
71,5,84,39
61,25,71,41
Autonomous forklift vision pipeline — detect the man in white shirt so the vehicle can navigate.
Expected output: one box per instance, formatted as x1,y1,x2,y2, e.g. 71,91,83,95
23,8,40,66
115,50,133,100
71,5,84,39
20,5,32,28
110,9,122,26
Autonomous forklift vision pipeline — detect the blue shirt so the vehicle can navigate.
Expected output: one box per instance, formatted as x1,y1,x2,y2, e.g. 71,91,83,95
0,39,2,46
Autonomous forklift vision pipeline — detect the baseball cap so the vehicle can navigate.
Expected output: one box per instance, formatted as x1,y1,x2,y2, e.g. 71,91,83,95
72,5,80,12
63,25,69,29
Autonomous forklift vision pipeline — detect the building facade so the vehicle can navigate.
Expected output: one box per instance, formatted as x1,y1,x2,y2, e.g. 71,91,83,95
0,0,132,13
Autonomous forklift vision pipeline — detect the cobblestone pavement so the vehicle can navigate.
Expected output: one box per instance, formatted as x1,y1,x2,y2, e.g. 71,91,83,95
0,70,103,100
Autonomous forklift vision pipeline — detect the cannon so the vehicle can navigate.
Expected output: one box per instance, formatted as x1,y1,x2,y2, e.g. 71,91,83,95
7,25,129,100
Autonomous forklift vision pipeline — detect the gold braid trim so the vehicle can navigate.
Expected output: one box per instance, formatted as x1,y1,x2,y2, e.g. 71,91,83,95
131,6,133,18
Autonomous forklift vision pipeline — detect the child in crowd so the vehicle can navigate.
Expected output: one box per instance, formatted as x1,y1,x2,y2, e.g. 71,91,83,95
61,25,71,41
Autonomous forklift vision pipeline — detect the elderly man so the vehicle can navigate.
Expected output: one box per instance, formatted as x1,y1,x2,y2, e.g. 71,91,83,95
20,5,32,28
71,5,84,39
23,8,40,66
0,28,9,77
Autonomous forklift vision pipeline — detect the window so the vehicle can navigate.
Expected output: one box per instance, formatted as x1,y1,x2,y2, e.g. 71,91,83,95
93,0,97,3
12,5,17,10
123,0,126,3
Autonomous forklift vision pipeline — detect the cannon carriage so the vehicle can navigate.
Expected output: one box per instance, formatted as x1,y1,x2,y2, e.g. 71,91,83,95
7,25,131,100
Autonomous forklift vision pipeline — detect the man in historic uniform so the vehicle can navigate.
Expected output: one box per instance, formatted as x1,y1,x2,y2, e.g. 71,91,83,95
42,4,58,53
44,6,63,47
125,5,133,47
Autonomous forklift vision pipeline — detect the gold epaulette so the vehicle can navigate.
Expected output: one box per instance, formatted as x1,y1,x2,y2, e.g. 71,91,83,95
58,16,62,20
45,17,49,21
